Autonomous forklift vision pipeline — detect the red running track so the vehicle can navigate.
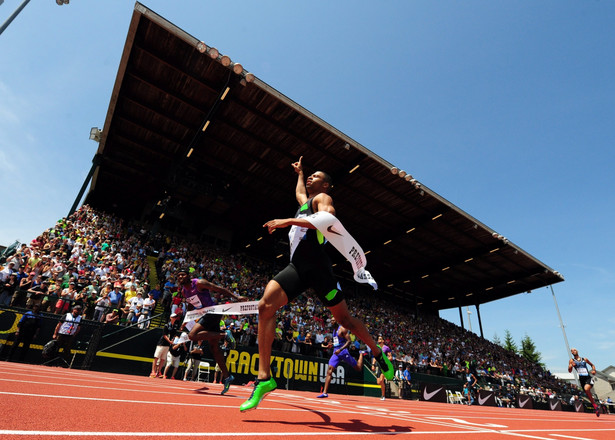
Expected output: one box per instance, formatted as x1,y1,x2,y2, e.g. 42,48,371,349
0,361,613,440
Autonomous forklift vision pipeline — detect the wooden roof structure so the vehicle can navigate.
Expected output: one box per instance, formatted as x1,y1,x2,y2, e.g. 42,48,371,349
85,3,563,314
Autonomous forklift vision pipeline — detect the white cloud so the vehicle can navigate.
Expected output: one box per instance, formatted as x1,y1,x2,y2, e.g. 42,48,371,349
0,83,24,221
0,105,20,125
596,340,615,351
0,81,24,125
0,149,17,174
568,262,615,285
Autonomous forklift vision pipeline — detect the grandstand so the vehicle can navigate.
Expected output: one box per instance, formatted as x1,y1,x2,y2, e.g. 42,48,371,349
82,3,562,328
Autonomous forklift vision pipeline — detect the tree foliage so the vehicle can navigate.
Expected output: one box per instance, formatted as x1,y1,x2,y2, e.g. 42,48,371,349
492,332,503,347
503,329,518,354
520,333,543,365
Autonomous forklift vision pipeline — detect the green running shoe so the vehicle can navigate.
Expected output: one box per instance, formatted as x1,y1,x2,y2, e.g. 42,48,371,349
375,345,394,380
239,377,277,412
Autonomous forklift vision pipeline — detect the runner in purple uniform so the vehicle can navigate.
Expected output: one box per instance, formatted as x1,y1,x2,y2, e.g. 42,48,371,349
178,268,245,395
317,316,365,398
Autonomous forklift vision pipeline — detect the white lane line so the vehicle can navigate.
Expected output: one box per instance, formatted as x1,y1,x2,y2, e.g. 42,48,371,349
497,429,615,440
509,430,615,434
0,391,346,414
0,430,493,437
1,429,613,438
551,434,597,440
0,362,178,384
0,377,230,399
0,391,244,409
496,433,561,440
0,367,185,388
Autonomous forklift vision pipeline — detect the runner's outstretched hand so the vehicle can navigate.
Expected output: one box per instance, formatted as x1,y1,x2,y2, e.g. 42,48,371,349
292,156,303,174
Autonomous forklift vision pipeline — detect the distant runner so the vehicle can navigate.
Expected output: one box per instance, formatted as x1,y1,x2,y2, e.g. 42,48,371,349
372,335,393,401
317,316,365,398
569,347,600,417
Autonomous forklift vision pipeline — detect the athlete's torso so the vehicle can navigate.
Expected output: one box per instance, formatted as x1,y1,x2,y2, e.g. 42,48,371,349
333,325,345,349
572,357,590,376
288,198,329,264
181,278,215,309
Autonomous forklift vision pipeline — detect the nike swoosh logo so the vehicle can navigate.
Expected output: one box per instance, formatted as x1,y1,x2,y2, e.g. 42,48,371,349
327,225,343,236
549,400,559,410
519,396,531,408
423,387,443,400
221,307,231,313
478,393,492,405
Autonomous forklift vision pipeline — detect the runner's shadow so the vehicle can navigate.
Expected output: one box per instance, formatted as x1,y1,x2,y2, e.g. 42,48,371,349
244,404,412,433
193,386,214,395
192,385,237,397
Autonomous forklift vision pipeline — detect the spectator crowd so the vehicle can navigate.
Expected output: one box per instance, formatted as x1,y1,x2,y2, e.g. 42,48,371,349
0,205,585,404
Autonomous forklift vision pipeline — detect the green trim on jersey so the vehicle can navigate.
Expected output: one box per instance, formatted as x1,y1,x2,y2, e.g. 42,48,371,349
316,230,325,244
325,289,338,301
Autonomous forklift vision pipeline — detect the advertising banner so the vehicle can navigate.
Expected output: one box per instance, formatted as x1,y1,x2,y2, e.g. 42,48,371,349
477,389,496,407
419,383,447,403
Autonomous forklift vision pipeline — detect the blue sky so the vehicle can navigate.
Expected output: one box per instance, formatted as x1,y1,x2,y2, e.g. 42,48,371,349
1,1,613,374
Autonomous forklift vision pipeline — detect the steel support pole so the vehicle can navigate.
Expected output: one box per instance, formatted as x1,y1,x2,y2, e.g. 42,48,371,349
550,284,579,385
476,303,484,339
0,0,32,36
68,154,102,217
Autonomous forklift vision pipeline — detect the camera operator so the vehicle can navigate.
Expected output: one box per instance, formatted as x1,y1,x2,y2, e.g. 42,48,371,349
52,304,83,366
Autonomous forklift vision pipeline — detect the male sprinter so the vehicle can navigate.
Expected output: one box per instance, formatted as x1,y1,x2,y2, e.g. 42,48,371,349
317,316,365,398
179,268,245,395
569,347,600,417
239,157,394,412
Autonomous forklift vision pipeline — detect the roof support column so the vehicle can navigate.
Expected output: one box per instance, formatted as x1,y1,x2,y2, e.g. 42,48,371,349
68,154,102,218
458,306,465,330
476,303,484,339
550,284,578,386
0,0,32,36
